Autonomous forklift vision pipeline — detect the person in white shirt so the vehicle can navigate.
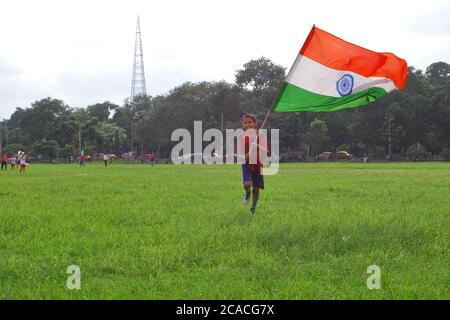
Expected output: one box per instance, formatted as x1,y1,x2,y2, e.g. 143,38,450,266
19,155,27,173
103,153,109,167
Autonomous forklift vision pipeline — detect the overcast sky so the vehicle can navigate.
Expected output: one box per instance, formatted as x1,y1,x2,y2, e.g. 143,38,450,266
0,0,449,118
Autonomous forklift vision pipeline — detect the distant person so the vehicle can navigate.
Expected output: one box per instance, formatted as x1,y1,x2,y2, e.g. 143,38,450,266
1,152,8,170
19,154,27,173
103,153,108,167
149,153,155,166
10,155,16,170
79,154,86,167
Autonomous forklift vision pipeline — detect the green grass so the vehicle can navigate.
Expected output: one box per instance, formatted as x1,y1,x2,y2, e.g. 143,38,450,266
0,162,449,299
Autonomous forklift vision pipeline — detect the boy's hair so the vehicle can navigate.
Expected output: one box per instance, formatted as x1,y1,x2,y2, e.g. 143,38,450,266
242,113,257,125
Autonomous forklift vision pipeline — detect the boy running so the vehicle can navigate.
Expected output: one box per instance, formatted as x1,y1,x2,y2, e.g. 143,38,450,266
239,114,267,214
79,153,86,167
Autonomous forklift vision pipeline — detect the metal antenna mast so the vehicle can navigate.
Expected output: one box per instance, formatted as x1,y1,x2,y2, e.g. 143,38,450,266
131,15,147,97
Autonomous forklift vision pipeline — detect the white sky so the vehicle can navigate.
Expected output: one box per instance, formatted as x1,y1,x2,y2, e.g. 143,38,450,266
0,0,449,118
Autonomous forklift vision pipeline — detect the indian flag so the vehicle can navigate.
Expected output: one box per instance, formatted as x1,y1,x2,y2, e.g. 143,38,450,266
273,26,408,112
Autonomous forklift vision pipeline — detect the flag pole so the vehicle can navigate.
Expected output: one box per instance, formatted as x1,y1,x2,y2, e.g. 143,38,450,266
259,108,272,130
260,74,289,130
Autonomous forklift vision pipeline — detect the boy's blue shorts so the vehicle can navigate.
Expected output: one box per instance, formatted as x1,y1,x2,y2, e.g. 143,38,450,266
242,164,264,189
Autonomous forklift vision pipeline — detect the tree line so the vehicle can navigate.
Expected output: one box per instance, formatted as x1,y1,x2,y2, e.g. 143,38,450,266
1,58,449,161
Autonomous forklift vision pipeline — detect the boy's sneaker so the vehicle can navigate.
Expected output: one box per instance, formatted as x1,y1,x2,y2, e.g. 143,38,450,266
242,192,250,205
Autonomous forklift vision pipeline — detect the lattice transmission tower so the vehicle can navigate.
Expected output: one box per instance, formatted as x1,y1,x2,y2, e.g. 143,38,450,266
131,15,147,97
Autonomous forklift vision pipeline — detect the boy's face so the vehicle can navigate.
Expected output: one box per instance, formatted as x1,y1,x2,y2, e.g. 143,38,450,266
243,117,256,130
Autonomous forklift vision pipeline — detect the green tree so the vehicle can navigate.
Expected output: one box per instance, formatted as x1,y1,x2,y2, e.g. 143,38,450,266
81,117,100,148
33,140,58,161
86,101,119,122
236,57,286,122
58,144,76,161
95,122,127,152
425,62,450,86
235,57,286,92
305,119,329,156
113,94,152,152
8,98,70,147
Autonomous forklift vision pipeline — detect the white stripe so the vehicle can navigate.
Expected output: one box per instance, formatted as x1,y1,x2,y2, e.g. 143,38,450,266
286,55,398,97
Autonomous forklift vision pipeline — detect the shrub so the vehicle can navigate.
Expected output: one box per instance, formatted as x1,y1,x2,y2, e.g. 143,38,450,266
406,144,427,161
440,148,450,161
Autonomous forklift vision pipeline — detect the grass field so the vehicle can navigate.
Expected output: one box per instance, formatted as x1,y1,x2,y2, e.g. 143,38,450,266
0,162,449,299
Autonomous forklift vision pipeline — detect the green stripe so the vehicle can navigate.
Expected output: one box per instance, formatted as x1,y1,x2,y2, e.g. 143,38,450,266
272,82,387,113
